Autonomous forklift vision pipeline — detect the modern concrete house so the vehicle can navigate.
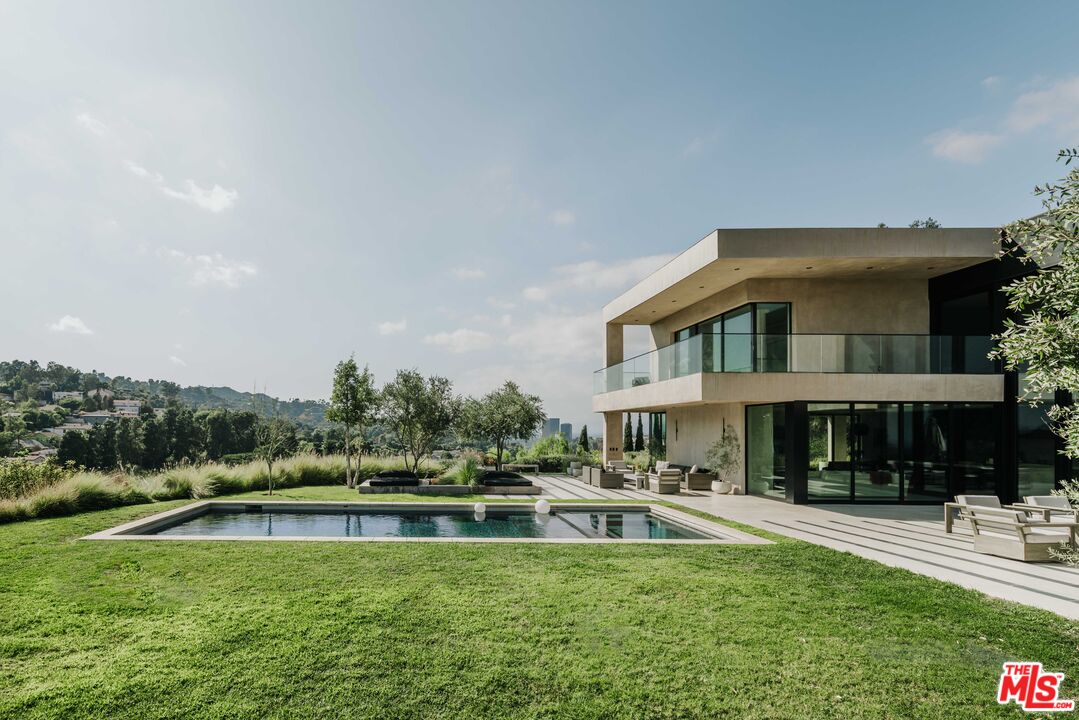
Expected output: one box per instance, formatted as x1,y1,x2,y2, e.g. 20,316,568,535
593,227,1067,504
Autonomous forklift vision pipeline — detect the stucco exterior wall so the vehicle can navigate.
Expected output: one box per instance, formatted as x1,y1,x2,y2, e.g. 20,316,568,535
665,403,745,491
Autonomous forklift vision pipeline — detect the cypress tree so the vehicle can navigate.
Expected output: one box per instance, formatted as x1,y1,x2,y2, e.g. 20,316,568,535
634,414,645,451
623,415,633,451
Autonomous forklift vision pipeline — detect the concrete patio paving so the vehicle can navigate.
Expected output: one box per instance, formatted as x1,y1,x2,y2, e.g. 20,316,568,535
496,474,1079,620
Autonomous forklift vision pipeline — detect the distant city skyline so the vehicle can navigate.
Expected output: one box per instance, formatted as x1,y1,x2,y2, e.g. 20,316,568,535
2,2,1077,431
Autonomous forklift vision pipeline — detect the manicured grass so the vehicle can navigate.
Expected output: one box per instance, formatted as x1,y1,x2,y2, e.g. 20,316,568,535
0,489,1075,719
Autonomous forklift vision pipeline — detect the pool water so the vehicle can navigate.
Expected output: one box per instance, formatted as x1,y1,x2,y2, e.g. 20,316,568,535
150,508,712,540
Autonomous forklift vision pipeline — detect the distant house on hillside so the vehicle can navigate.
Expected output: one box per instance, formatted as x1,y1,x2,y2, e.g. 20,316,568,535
52,391,83,402
24,449,58,464
80,411,120,425
114,399,141,416
86,388,114,401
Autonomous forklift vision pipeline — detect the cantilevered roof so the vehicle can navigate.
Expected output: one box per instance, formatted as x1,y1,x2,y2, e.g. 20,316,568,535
604,227,1000,324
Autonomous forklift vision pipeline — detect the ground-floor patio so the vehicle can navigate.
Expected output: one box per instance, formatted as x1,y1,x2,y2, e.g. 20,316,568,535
494,474,1079,620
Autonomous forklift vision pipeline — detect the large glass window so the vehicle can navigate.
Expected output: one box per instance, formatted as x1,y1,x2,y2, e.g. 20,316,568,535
756,303,790,372
746,404,785,499
807,404,852,499
675,302,791,373
852,403,901,500
902,403,950,501
950,403,998,496
1016,375,1056,499
722,306,753,372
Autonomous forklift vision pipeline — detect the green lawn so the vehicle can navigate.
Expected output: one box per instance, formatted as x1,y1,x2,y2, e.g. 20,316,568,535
1,488,1075,719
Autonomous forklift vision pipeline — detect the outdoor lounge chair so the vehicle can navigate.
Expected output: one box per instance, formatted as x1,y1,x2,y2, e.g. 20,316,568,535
368,470,420,487
647,467,682,494
586,465,625,489
966,506,1078,562
1012,495,1079,523
605,459,629,473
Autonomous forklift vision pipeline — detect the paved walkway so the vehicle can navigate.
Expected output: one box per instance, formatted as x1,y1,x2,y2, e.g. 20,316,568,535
497,474,1079,620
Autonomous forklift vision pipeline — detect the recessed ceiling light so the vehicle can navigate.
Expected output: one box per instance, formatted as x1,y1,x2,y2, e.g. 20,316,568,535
733,267,741,271
805,266,813,270
866,266,874,270
699,285,705,289
927,266,936,270
671,300,677,303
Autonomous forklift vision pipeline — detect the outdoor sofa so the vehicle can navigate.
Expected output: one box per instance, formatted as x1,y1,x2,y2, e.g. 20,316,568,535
966,506,1078,562
584,465,626,489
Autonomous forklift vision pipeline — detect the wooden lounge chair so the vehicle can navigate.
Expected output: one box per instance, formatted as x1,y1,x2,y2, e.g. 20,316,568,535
966,507,1078,562
1012,495,1079,523
605,459,629,473
944,494,1002,533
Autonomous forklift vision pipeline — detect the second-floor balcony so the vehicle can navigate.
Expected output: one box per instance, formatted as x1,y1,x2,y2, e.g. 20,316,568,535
593,333,997,395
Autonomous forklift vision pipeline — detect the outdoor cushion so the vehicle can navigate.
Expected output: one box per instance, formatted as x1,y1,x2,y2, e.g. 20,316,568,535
369,476,420,487
481,471,533,487
689,464,699,473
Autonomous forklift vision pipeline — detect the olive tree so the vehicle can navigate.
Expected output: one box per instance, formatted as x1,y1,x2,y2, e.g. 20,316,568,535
254,418,294,495
991,148,1079,564
380,370,460,475
326,358,379,487
458,381,544,470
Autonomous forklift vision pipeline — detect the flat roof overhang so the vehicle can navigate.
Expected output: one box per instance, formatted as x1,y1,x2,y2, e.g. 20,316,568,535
604,227,1000,325
592,372,1006,414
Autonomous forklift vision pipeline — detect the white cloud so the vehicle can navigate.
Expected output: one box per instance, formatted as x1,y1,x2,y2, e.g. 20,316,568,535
160,248,258,288
507,309,601,361
169,355,187,367
981,76,1002,90
75,113,107,136
520,253,673,304
452,267,486,280
422,328,493,354
377,319,407,335
126,160,164,183
926,130,1004,164
48,315,93,335
486,296,516,311
522,286,549,302
550,209,576,226
126,160,237,213
1006,77,1079,135
928,75,1079,164
159,179,238,213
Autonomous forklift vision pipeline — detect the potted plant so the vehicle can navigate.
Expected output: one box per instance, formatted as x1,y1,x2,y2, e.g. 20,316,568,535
705,422,741,494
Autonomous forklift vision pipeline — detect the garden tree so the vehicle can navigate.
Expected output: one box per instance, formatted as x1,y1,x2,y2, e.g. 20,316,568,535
89,422,117,469
138,401,155,418
0,415,29,457
164,404,201,463
254,417,294,496
577,425,590,453
634,414,645,451
381,369,460,474
909,217,941,228
623,415,633,452
58,430,92,468
990,148,1079,563
114,417,143,471
327,358,379,487
458,381,544,471
140,415,169,469
203,409,236,460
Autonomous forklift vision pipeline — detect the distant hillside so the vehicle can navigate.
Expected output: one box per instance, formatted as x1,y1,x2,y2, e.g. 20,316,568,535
1,360,329,427
177,386,328,426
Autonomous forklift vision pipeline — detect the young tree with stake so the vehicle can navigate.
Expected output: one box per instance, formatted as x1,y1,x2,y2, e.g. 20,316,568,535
327,358,379,487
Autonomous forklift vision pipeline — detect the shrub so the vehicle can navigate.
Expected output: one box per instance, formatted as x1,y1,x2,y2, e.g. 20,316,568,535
0,459,77,500
439,453,482,485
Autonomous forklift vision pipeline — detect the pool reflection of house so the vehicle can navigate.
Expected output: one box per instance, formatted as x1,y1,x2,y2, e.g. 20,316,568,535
594,227,1065,504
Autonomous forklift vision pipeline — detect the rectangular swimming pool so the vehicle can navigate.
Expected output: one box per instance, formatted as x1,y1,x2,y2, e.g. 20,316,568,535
85,501,770,545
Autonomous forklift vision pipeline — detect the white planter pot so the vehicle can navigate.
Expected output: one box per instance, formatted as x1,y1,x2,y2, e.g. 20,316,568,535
711,480,732,494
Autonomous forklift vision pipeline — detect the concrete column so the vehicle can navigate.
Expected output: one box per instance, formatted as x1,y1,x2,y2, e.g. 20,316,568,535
605,323,624,367
603,411,623,463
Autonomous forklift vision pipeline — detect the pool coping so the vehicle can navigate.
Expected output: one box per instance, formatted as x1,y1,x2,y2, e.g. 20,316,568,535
82,500,773,545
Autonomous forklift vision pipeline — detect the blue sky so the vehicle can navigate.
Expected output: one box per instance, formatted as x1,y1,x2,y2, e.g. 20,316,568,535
2,1,1078,430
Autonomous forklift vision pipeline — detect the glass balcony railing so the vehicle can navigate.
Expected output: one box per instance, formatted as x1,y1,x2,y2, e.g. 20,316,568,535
593,333,998,395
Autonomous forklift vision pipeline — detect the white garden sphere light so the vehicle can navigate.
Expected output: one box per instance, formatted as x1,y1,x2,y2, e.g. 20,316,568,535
473,502,486,513
535,499,551,515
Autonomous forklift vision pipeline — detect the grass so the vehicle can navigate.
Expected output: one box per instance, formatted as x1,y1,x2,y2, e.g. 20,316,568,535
0,488,1076,719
